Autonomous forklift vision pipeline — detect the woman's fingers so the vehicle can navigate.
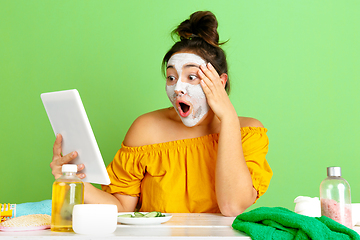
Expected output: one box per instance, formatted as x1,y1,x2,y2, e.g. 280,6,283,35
199,64,214,85
198,70,213,93
51,134,85,180
51,133,80,179
200,63,222,86
198,63,225,97
76,173,86,179
76,164,86,179
77,163,85,171
200,79,211,96
60,151,78,165
50,151,78,178
52,134,63,159
198,62,234,121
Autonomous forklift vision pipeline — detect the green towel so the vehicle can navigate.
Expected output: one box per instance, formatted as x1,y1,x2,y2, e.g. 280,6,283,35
232,207,360,240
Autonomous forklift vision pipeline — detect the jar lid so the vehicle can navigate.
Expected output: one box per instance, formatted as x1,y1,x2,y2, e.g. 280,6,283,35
327,166,341,177
62,164,78,173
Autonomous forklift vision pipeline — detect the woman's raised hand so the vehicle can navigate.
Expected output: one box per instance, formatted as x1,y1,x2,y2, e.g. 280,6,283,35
50,134,85,179
199,63,237,121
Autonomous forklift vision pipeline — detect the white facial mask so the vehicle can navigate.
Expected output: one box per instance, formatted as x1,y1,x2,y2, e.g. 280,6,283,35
166,53,210,127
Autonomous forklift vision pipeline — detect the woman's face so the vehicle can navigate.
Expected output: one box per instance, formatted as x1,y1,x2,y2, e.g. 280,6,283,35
166,52,210,127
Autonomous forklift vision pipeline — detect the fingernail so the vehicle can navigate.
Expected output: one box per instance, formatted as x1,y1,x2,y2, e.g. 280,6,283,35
201,64,206,69
207,62,213,68
72,151,76,157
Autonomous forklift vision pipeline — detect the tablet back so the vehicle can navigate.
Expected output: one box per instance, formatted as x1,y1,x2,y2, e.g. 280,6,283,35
41,89,111,185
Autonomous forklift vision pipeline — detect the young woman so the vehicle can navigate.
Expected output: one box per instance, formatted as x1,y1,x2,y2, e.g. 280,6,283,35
50,11,272,217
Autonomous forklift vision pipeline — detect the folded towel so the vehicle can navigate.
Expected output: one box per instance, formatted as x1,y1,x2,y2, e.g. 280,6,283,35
232,207,360,240
16,200,52,217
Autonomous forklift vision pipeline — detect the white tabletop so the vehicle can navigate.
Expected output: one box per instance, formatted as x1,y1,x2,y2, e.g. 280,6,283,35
1,213,359,239
0,213,246,239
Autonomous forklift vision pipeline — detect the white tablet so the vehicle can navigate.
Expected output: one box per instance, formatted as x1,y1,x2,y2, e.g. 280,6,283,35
41,89,111,185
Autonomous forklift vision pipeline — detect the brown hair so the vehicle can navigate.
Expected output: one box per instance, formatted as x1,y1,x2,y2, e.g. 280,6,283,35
162,11,230,94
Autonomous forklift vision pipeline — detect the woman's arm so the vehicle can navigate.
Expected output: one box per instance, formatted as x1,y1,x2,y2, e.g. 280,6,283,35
216,116,260,216
199,63,257,217
50,134,138,212
83,183,138,212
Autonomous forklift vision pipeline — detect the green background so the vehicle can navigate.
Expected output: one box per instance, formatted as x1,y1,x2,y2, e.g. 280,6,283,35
1,0,359,212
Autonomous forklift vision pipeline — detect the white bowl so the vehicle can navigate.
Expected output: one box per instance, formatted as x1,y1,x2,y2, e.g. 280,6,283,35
72,204,118,235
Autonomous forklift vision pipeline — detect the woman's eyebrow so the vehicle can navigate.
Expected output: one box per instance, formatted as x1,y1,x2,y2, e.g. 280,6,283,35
184,64,200,68
167,64,200,69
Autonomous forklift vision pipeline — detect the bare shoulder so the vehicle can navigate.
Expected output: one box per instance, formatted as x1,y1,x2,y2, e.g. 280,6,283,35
239,117,264,128
123,108,172,147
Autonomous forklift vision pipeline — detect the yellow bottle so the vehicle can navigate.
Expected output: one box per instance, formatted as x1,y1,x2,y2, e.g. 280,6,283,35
51,164,84,232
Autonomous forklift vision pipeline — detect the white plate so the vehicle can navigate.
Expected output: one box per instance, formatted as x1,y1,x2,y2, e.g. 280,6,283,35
117,212,172,225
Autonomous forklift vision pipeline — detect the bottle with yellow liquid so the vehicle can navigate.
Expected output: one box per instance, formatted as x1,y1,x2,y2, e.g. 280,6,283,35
51,164,84,232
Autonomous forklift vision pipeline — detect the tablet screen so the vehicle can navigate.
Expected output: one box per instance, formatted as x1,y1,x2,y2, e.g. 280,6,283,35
41,89,111,185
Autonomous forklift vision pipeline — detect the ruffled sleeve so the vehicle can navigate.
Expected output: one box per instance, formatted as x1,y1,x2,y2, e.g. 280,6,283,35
241,127,273,201
101,143,146,197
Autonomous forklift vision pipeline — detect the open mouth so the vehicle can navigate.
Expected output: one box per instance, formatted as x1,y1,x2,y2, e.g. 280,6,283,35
177,101,191,117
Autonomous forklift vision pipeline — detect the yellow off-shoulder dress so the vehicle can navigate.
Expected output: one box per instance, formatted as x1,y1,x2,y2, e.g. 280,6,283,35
102,127,272,213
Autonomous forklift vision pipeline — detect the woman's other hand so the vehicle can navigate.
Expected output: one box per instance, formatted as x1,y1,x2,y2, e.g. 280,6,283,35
50,134,85,179
199,63,237,121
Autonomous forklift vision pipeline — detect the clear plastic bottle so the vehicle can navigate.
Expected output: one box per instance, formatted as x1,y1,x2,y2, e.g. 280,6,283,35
51,164,84,232
320,166,352,228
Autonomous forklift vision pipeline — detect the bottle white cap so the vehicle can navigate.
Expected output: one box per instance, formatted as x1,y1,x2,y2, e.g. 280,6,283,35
62,164,78,173
327,166,341,177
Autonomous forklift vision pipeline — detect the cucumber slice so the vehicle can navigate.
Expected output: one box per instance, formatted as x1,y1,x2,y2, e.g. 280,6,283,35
118,214,133,218
123,211,165,218
155,212,165,217
144,211,158,218
133,212,145,218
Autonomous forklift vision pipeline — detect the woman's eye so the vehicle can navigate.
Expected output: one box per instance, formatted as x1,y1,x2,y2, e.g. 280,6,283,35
189,75,198,80
167,76,176,81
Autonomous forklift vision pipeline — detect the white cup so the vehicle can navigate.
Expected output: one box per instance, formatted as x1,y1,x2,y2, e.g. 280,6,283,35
72,204,118,235
294,196,321,217
352,203,360,226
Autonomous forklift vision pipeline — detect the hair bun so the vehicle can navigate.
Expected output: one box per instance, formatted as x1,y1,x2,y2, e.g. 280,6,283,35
174,11,220,47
